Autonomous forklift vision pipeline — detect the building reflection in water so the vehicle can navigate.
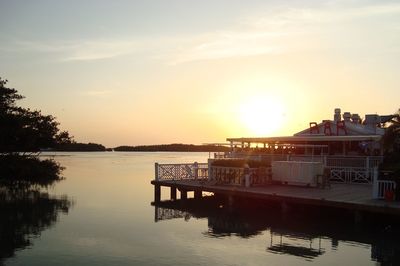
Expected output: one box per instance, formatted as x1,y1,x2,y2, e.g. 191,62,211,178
153,196,400,264
0,190,72,265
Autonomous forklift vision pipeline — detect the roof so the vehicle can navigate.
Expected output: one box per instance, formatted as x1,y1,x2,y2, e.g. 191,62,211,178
294,120,385,136
226,135,382,143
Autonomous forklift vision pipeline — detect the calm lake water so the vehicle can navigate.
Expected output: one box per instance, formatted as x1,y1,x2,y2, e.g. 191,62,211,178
2,152,400,265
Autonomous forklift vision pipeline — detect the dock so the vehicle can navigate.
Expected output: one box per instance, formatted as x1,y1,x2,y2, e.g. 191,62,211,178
151,180,400,216
151,161,400,216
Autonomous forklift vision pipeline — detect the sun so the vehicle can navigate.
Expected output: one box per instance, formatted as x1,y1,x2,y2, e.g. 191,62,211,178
238,97,285,136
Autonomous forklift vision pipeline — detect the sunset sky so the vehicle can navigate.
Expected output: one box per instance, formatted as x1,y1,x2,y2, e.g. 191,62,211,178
1,0,399,147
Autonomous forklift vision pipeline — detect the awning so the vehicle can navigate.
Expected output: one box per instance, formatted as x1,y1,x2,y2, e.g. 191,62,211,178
227,135,382,143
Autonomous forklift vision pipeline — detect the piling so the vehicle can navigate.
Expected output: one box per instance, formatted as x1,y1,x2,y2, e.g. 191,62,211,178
194,190,202,199
170,187,177,200
180,190,187,200
154,185,161,202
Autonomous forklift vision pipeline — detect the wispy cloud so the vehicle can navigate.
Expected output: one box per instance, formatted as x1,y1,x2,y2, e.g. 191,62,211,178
61,40,139,61
168,2,400,64
3,2,400,65
9,39,140,62
82,90,113,96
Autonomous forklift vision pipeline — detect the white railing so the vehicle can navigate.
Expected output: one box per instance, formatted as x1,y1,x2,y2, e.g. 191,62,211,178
155,162,209,181
223,153,383,184
329,167,373,183
372,168,397,199
374,180,396,199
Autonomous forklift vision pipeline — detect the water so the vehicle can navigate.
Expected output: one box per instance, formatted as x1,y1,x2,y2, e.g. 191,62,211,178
1,152,400,265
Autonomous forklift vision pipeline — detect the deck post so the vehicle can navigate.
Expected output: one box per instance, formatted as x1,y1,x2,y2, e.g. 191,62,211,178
180,189,187,200
208,159,213,181
155,163,159,181
154,185,161,202
372,167,379,199
154,206,159,223
194,162,198,180
194,190,202,199
170,186,177,200
244,166,250,187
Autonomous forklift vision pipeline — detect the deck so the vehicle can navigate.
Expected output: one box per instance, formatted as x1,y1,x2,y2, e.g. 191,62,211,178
151,180,400,216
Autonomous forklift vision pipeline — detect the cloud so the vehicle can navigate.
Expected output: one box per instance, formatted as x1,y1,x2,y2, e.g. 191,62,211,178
61,40,138,61
168,2,400,64
3,2,400,65
9,39,140,62
169,31,286,65
81,90,113,97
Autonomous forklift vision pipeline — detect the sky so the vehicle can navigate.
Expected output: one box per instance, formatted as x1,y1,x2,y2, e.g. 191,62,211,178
0,0,399,147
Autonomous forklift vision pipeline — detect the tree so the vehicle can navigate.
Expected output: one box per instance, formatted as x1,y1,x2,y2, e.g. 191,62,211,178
0,77,71,190
0,78,72,154
381,109,400,176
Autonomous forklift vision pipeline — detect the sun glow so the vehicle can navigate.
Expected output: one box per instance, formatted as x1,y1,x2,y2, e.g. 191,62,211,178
238,97,285,136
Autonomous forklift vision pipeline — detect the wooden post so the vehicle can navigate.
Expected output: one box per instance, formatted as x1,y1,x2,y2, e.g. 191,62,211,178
208,158,213,181
194,162,198,180
180,190,187,200
244,165,250,187
170,186,177,200
194,190,202,199
155,163,159,181
154,206,159,223
154,185,161,202
372,167,379,199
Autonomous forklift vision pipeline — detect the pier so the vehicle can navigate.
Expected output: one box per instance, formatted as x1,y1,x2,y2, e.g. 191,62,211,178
151,162,400,216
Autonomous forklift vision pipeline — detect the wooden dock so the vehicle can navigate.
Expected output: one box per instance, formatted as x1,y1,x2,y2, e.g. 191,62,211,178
151,180,400,216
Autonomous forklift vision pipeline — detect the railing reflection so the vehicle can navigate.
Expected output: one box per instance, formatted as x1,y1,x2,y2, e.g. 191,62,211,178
268,230,324,260
152,197,400,263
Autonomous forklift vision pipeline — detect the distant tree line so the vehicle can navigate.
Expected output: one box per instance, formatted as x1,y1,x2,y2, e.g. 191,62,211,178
55,142,106,152
114,143,230,152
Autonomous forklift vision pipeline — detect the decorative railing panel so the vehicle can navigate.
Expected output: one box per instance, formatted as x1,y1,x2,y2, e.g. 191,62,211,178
210,166,272,186
210,166,244,185
155,163,209,181
329,167,372,184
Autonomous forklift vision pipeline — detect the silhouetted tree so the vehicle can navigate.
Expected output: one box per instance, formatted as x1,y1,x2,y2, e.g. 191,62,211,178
0,78,72,154
0,77,71,190
381,109,400,176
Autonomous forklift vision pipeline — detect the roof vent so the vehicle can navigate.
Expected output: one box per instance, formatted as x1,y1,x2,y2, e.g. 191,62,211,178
343,112,351,122
351,113,361,124
334,108,341,122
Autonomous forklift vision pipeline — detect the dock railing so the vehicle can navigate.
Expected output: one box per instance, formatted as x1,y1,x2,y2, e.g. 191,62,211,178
155,162,209,181
222,152,383,184
372,168,397,199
